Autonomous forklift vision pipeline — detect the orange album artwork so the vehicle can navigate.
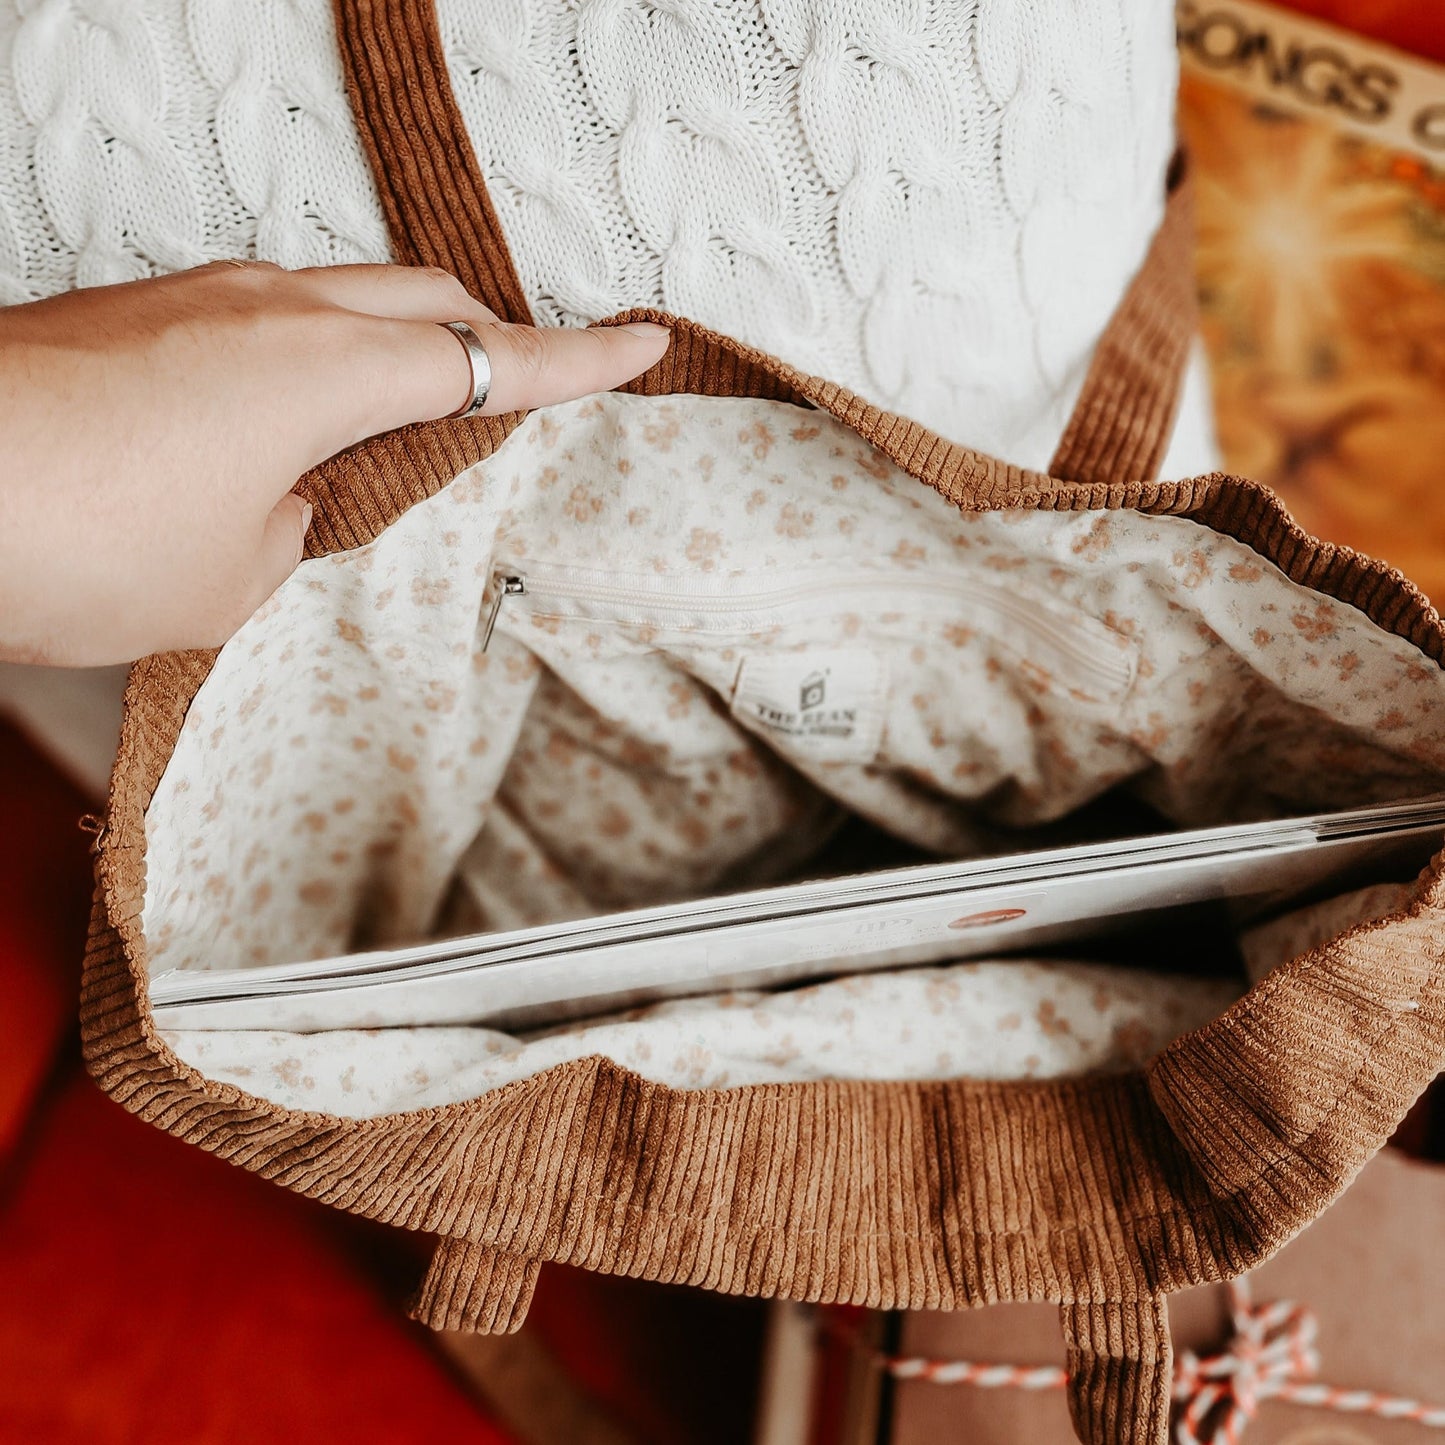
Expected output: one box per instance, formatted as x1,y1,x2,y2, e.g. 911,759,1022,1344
1177,0,1445,602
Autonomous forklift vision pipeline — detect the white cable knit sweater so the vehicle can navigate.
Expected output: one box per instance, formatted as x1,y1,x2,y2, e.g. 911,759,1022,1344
0,0,1192,468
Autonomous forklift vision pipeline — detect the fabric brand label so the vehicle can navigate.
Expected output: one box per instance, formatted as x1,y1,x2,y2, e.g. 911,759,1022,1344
730,649,887,765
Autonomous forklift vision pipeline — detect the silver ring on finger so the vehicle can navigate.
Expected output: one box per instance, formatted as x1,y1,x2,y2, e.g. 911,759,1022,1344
441,320,493,419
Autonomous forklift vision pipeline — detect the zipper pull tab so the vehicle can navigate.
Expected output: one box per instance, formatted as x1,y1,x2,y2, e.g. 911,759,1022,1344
481,573,526,652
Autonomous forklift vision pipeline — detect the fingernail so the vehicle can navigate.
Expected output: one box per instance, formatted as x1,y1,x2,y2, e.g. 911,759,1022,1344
300,501,314,532
616,322,671,340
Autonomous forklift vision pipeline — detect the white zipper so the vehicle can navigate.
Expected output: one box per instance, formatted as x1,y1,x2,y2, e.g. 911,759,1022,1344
481,561,1137,697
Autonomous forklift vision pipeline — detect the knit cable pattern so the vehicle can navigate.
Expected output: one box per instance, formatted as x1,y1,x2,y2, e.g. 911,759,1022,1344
190,0,390,267
443,0,1180,460
1,0,1181,468
10,0,209,286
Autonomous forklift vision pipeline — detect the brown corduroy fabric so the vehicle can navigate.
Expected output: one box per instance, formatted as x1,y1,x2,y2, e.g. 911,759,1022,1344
333,0,533,324
78,6,1445,1443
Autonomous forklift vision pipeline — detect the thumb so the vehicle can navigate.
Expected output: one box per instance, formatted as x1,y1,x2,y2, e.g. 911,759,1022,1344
242,493,313,622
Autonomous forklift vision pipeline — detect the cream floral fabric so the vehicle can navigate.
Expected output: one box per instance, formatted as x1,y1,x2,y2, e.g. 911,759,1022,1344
142,394,1445,1117
172,962,1242,1118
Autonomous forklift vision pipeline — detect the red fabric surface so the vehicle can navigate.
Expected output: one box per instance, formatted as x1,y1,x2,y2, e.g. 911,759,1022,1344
0,724,517,1445
0,719,90,1158
0,1075,519,1445
1277,0,1445,65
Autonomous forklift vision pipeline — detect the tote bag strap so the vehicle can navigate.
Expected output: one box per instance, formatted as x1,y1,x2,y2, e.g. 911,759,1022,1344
331,0,1196,491
1062,1296,1174,1445
334,0,534,326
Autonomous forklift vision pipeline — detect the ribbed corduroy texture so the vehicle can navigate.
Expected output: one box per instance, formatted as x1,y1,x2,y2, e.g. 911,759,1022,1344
333,0,533,324
1062,1296,1173,1444
77,6,1445,1444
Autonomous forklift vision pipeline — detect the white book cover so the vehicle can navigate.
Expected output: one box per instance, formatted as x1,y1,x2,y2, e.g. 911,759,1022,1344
149,797,1445,1032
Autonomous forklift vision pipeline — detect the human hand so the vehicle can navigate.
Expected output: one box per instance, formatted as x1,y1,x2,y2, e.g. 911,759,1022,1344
0,263,669,666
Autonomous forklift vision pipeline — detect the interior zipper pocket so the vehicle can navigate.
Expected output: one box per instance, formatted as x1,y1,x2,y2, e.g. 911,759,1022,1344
481,560,1138,700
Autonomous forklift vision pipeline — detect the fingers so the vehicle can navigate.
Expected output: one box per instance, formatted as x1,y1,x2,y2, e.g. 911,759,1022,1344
201,304,667,641
470,319,671,416
349,315,671,437
183,258,672,471
285,261,670,422
285,262,501,328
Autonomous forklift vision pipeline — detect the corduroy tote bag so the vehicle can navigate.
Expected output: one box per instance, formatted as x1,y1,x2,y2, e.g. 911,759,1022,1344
80,4,1445,1442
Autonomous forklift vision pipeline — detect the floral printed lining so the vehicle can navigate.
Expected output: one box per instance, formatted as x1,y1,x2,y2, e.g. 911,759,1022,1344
142,393,1445,1117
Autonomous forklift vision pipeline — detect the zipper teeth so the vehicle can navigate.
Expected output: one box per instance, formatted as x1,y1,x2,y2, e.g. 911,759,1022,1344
493,565,1136,692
